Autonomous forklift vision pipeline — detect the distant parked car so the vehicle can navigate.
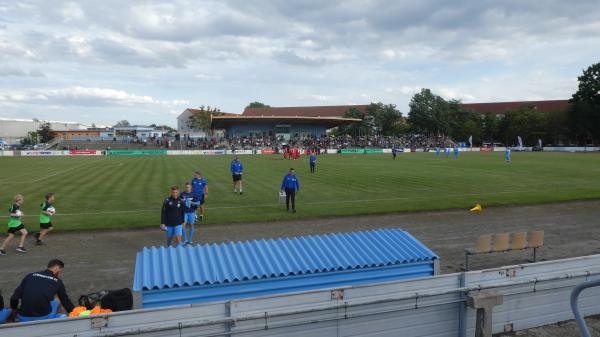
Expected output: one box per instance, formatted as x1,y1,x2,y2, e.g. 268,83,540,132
33,143,48,150
532,145,543,151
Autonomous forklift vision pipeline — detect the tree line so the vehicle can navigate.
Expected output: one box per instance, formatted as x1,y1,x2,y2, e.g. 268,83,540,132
335,62,600,146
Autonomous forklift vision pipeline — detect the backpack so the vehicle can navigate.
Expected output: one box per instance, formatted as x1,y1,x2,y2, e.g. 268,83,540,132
78,290,109,310
100,288,133,312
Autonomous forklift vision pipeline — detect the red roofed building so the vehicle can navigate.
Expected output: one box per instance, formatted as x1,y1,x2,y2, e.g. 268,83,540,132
461,100,570,117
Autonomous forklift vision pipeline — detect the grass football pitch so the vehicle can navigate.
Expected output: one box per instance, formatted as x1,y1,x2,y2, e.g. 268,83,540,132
0,152,599,231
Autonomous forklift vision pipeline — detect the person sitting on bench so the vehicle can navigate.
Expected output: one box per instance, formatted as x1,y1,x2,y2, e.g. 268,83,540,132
0,291,12,323
10,259,74,321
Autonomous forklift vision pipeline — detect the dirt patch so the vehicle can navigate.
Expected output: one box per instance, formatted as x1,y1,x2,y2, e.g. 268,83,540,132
1,200,600,334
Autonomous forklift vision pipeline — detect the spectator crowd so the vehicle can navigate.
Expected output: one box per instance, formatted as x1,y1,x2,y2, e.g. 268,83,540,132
58,134,454,152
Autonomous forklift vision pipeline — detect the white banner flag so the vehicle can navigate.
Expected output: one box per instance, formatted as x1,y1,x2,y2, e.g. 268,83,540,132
468,135,473,146
517,136,523,150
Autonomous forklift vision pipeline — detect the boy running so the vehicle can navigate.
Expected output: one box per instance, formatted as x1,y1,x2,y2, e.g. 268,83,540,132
180,183,197,245
35,193,55,245
230,156,244,194
160,186,185,247
191,171,208,222
0,195,28,255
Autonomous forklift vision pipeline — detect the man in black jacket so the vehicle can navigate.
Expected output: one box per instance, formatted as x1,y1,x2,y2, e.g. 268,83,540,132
1,290,12,323
161,185,185,247
10,259,74,321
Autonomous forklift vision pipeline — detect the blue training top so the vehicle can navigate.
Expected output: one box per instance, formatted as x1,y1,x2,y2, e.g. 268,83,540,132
191,177,207,197
231,160,243,174
281,174,300,191
310,154,317,164
180,191,197,213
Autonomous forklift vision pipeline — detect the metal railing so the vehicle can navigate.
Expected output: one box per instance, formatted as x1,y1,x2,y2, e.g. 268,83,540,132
571,278,600,337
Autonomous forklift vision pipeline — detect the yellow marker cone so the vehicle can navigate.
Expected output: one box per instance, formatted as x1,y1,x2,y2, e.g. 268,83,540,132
470,204,482,212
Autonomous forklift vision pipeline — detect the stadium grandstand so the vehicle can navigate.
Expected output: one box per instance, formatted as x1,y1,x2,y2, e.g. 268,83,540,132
210,105,365,140
46,100,572,151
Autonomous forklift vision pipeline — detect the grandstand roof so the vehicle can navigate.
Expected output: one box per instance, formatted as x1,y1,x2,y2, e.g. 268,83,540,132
461,99,569,114
242,104,369,117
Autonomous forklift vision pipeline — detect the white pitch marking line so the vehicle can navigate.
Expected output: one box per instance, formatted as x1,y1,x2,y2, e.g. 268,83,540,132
0,189,548,217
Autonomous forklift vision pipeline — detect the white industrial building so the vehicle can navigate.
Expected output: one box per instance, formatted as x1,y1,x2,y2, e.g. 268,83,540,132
176,109,209,138
0,118,90,144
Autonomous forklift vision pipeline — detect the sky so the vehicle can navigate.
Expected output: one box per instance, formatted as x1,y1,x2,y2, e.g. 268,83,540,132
0,0,599,127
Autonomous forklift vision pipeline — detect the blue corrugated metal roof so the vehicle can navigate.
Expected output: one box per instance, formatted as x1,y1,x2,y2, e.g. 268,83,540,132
133,228,438,291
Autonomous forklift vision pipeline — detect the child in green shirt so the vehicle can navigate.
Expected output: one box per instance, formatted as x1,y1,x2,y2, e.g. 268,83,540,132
0,194,28,255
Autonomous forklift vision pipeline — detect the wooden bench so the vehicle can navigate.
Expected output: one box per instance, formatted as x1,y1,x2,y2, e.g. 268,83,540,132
464,230,544,271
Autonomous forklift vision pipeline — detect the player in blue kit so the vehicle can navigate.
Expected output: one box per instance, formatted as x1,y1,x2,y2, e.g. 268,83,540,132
436,147,441,157
191,171,208,221
309,153,317,173
180,182,197,245
505,148,511,162
454,146,459,159
230,156,243,194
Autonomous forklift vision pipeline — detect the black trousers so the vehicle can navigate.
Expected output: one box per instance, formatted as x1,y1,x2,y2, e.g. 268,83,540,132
285,188,296,210
310,162,315,173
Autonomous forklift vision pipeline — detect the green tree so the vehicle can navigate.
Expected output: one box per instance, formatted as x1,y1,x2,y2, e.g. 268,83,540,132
408,89,449,135
337,107,370,136
480,113,499,144
188,106,223,135
571,62,600,105
569,62,600,144
246,101,270,108
447,100,480,145
20,131,39,145
366,103,403,136
498,106,547,146
544,109,569,145
114,120,131,127
37,121,54,143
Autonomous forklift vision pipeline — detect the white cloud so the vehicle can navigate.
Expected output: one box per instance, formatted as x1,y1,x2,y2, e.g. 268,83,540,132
194,73,224,80
296,94,332,102
61,2,85,23
380,49,396,59
386,86,422,95
300,39,317,48
437,88,476,102
0,86,188,108
0,66,44,77
0,0,597,124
